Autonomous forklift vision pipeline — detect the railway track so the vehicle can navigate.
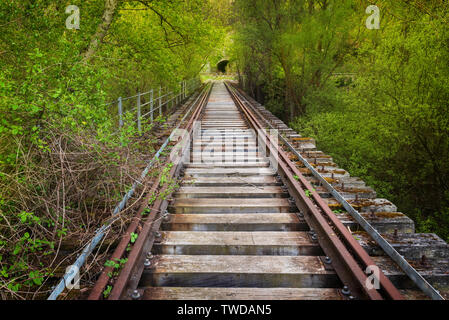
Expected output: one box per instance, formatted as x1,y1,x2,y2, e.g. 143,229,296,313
87,81,448,300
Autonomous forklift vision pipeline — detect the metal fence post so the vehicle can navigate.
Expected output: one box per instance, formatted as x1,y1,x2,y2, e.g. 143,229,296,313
118,97,123,128
137,92,142,134
159,86,162,117
150,89,154,122
182,81,184,100
169,88,172,111
180,81,182,103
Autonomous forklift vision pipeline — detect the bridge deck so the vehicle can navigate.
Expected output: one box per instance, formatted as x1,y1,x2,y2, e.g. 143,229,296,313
141,82,343,299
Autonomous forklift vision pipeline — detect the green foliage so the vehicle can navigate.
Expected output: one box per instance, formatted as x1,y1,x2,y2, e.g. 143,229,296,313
103,285,113,298
235,0,449,241
130,232,138,244
105,258,128,278
232,0,358,120
290,2,449,241
305,189,315,198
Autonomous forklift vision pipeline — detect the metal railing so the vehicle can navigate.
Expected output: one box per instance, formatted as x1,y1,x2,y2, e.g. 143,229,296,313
108,78,202,133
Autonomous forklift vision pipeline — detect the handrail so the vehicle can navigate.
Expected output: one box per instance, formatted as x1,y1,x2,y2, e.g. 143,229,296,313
105,78,201,132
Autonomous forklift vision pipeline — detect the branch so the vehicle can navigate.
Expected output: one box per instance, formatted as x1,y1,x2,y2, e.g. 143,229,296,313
82,0,119,62
136,0,187,43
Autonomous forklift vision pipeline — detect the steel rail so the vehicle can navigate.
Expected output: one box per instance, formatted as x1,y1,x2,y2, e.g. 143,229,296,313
48,83,207,301
87,174,164,300
228,82,444,301
225,82,403,300
95,83,212,300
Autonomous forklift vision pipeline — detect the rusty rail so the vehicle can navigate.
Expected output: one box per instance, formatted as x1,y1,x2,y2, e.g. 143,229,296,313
224,81,404,300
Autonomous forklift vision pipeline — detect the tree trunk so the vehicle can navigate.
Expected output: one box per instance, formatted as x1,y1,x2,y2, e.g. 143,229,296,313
82,0,118,62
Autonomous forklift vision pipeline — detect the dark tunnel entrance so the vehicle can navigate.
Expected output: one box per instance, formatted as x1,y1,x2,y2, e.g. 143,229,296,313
217,60,229,73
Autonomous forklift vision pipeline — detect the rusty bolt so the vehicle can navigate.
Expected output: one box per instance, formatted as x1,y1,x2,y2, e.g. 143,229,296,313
393,229,398,240
131,290,141,300
144,259,151,268
324,256,332,264
154,231,162,239
342,286,350,296
421,255,428,267
146,252,153,259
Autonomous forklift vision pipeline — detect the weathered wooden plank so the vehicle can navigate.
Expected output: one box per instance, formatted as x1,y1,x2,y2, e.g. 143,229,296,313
184,167,276,177
334,211,415,234
143,287,343,300
182,176,280,187
324,198,397,213
315,185,377,200
163,213,306,231
357,232,449,260
372,256,449,289
187,157,267,164
200,132,254,136
174,186,287,199
193,142,258,147
202,126,248,129
170,198,292,213
202,121,247,125
153,231,322,256
184,162,269,168
192,147,261,152
141,255,339,288
190,152,263,157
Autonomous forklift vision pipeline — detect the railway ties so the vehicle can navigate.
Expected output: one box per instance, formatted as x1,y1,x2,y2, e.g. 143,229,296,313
141,82,341,300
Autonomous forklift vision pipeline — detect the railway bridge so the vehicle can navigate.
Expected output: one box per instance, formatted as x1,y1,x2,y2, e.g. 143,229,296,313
52,81,449,300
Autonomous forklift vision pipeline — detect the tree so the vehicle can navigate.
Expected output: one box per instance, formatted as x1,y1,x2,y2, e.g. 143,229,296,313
233,0,357,121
